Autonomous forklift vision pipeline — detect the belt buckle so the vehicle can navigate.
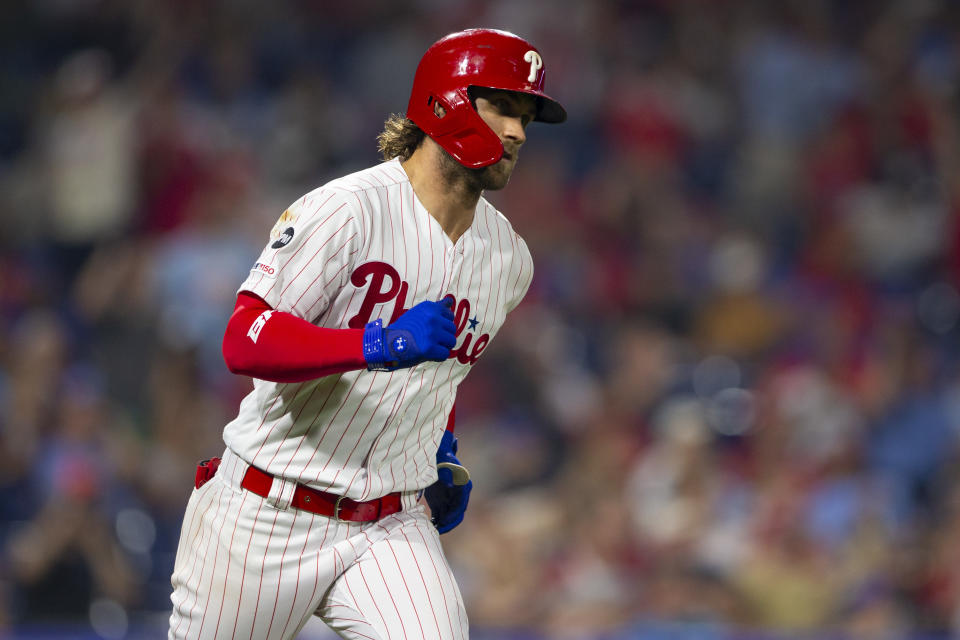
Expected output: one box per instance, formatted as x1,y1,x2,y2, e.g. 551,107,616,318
333,495,346,521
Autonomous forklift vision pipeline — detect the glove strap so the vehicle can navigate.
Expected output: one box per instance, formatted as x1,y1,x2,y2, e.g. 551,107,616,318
363,319,393,371
437,461,471,486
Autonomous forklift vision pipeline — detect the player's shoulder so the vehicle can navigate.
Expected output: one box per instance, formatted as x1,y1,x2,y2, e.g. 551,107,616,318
286,160,407,220
478,196,529,248
322,158,409,196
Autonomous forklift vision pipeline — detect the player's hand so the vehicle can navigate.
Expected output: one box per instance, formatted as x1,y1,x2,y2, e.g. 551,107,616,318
363,298,456,371
424,430,472,534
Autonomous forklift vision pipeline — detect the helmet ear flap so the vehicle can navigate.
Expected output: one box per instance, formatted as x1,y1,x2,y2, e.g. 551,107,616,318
414,89,504,168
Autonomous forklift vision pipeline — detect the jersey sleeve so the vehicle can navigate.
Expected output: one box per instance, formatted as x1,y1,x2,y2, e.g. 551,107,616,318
239,189,363,321
505,233,535,313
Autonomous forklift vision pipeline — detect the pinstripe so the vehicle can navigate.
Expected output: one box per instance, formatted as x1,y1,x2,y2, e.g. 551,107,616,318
385,381,426,485
363,531,408,639
329,258,366,328
178,159,535,639
355,189,392,266
186,486,235,639
399,530,442,638
174,481,217,573
491,204,507,318
171,483,221,638
400,198,449,482
426,198,435,297
255,380,325,468
301,373,369,485
263,511,300,640
352,369,414,499
301,249,360,318
384,540,427,638
311,373,379,483
416,524,466,638
396,217,479,481
181,488,232,636
389,166,407,183
410,366,448,480
270,184,371,483
504,226,522,311
260,375,340,473
480,207,495,327
209,490,250,638
247,508,283,640
396,179,409,288
327,373,399,495
369,173,407,293
521,246,534,303
228,500,266,639
261,202,346,299
278,219,356,301
357,178,396,265
290,232,358,308
249,269,368,477
364,182,431,496
363,371,413,497
335,624,379,640
396,227,473,482
246,192,337,290
254,384,290,434
346,539,390,634
303,518,333,609
409,527,457,639
509,230,528,303
277,512,317,639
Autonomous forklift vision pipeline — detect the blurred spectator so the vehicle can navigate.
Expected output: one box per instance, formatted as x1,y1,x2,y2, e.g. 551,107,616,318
42,49,137,247
4,364,137,623
2,0,960,637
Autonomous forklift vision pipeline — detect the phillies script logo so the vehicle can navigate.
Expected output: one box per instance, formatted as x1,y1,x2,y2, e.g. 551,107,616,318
347,261,490,366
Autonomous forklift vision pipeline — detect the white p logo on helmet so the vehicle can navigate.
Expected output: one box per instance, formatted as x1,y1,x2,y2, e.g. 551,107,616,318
524,50,542,83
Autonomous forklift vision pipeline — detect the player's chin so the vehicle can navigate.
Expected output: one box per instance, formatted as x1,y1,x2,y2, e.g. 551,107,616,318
480,162,515,191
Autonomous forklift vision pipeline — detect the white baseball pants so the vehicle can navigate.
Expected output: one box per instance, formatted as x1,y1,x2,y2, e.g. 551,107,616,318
168,448,469,639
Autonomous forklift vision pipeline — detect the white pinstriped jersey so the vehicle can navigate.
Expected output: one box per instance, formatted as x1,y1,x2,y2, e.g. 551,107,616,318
222,158,534,500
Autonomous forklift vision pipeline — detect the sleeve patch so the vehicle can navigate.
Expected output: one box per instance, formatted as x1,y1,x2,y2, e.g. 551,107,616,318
269,209,299,244
271,227,295,248
252,262,278,279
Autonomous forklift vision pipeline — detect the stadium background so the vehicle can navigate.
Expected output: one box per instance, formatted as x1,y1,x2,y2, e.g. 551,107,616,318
1,0,959,638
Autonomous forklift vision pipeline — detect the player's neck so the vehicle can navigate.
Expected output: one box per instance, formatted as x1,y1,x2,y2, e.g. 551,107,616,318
402,146,480,244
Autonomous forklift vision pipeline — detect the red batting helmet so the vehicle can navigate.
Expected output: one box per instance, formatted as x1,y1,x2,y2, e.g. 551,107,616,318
406,28,567,169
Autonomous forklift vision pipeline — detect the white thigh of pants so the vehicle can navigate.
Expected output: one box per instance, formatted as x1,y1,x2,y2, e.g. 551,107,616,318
168,449,469,640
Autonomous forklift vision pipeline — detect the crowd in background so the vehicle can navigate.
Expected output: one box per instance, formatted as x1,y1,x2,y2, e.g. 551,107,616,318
1,0,959,638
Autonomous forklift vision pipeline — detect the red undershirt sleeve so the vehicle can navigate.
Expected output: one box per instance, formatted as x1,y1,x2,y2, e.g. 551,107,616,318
222,291,367,383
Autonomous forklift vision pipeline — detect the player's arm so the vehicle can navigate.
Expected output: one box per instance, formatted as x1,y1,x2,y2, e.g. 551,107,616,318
222,291,457,382
222,291,365,382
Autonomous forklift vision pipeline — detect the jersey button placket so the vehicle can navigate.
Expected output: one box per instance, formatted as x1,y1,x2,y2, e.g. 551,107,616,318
445,243,464,289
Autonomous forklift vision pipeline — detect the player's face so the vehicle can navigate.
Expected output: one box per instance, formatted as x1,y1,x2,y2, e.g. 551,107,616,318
470,88,537,190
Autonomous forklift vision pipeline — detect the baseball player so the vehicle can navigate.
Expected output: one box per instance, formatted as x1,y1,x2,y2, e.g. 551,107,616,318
168,28,565,640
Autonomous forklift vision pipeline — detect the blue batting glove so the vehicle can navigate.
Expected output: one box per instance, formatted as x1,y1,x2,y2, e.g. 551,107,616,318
364,299,456,371
424,430,472,534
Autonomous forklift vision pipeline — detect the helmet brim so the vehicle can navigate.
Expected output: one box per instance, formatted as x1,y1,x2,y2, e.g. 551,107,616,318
535,94,567,124
468,84,567,124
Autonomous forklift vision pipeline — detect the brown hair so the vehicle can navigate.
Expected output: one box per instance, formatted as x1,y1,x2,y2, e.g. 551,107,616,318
377,114,426,162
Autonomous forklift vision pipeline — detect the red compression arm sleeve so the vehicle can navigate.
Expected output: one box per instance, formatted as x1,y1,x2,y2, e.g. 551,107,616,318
222,292,366,383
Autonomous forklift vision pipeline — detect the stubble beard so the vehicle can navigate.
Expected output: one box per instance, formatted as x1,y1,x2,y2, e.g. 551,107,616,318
437,147,517,195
